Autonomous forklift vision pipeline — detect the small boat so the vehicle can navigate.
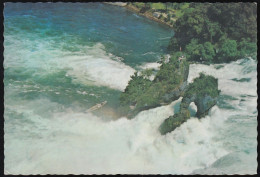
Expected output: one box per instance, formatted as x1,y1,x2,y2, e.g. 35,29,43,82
86,101,107,112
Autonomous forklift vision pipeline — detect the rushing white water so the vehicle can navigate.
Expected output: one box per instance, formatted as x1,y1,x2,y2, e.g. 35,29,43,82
4,35,135,91
4,3,257,174
5,57,257,174
139,62,161,70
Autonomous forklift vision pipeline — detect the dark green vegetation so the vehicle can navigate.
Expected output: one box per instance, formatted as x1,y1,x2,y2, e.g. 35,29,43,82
120,55,219,134
168,3,257,63
119,3,258,134
127,2,190,27
160,73,220,135
120,53,189,118
184,73,220,99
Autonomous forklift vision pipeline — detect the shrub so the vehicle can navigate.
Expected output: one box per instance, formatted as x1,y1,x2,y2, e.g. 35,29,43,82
217,39,238,62
185,73,220,98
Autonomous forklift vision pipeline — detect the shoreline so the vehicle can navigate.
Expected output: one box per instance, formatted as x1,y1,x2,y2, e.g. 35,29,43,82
104,3,174,29
125,4,174,29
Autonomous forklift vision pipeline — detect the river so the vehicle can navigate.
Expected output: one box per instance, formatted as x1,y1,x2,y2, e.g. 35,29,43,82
4,2,257,174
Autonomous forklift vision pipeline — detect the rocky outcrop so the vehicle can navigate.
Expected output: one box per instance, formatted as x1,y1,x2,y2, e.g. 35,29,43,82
120,55,219,135
161,81,188,103
159,73,220,135
159,94,218,135
125,59,190,119
194,95,218,118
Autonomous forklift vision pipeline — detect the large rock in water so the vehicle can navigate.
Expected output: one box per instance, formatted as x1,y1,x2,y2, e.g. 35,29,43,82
161,62,190,103
194,95,218,118
159,73,220,135
159,110,190,135
181,94,218,118
119,54,220,135
124,58,190,118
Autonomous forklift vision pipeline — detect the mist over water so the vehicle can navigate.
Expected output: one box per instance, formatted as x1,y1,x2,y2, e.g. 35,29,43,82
4,3,257,175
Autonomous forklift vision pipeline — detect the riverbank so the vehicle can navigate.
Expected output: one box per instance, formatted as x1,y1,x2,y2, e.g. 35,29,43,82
125,4,174,28
104,2,174,29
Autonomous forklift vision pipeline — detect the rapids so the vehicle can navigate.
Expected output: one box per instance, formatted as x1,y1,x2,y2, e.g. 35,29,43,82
4,2,257,175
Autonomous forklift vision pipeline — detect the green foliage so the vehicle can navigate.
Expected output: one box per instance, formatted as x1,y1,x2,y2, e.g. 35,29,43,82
200,42,216,63
120,54,189,116
168,3,257,63
140,5,150,13
141,69,153,79
120,72,152,106
185,40,215,62
150,3,165,10
159,110,190,135
159,114,183,135
160,72,220,134
185,73,220,98
154,54,186,90
217,39,238,62
185,39,201,60
136,82,164,107
133,2,145,8
129,2,190,23
238,38,257,58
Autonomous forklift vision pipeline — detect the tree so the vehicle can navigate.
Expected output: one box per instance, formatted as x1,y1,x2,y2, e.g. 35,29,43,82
141,69,153,79
168,3,256,63
120,72,152,105
217,39,238,62
201,42,216,62
185,39,201,61
238,38,257,58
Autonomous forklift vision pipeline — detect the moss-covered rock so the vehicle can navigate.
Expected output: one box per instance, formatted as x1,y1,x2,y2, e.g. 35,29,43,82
120,53,220,135
159,73,220,135
120,53,190,118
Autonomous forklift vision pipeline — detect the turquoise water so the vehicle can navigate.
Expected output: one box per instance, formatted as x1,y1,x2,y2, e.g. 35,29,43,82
4,2,257,175
4,2,173,114
5,3,173,66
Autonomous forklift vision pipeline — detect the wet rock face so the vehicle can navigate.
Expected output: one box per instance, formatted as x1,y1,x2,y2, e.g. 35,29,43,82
159,110,190,135
159,73,220,135
181,94,218,118
195,95,218,118
120,55,219,135
159,94,218,135
162,81,188,103
125,60,190,119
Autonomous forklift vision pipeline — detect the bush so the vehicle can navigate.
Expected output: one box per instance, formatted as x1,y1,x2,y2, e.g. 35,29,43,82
167,3,257,63
140,6,150,13
217,39,238,62
200,42,216,63
185,39,201,61
238,38,257,58
185,73,220,98
120,72,152,105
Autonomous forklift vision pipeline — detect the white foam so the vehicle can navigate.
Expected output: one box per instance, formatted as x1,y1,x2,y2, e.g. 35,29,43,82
4,32,257,174
188,58,257,97
139,62,161,70
64,52,135,91
4,35,135,91
5,97,230,174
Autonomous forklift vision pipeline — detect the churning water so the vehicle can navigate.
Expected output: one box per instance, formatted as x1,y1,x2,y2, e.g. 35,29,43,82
4,2,257,175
